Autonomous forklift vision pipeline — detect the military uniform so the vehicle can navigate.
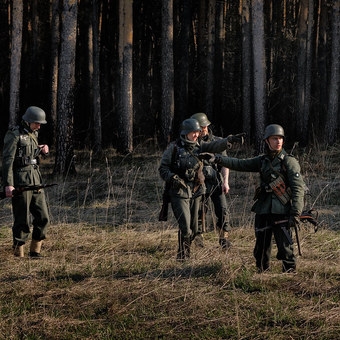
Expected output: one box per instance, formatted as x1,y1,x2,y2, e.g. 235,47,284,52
2,120,49,255
200,129,230,246
215,148,305,272
159,125,230,260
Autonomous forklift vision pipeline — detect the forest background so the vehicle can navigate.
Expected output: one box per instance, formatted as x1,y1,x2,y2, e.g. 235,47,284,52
0,0,339,175
0,1,340,338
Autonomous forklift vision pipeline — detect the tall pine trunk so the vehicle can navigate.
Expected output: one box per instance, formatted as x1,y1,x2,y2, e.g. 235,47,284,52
214,0,225,126
296,0,308,143
242,0,252,139
177,0,191,122
206,0,215,120
9,0,23,127
92,0,102,153
160,0,174,147
118,0,133,153
54,0,78,175
251,0,265,152
49,0,60,144
325,0,340,144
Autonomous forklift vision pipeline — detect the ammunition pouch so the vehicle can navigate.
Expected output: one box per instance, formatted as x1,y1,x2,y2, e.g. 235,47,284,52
15,156,38,167
269,176,291,205
184,168,196,182
203,165,217,181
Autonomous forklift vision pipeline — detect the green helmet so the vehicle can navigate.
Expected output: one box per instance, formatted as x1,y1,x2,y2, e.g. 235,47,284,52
190,112,211,127
263,124,284,140
180,118,202,135
22,106,47,124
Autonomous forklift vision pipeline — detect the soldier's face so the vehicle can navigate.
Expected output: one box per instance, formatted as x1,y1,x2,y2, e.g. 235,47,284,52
29,122,41,131
200,126,209,137
266,135,283,151
187,131,200,142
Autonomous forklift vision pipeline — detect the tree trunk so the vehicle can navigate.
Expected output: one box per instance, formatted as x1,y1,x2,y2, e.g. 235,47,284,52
49,0,60,144
251,0,266,152
9,0,23,127
206,0,215,120
92,0,102,153
177,0,191,122
317,0,329,133
118,0,133,153
197,0,207,111
214,0,225,125
325,0,340,145
160,0,174,147
54,0,78,175
296,0,308,142
242,0,252,139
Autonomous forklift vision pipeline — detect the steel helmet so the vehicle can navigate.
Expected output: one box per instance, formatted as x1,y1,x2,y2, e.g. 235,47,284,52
22,106,47,124
190,112,211,127
263,124,284,140
180,118,202,135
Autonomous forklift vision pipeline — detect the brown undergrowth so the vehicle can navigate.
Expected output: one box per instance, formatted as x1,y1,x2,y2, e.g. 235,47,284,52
0,144,339,339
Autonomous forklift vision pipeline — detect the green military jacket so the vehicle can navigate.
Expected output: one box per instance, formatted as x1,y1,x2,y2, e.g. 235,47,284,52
217,149,305,216
199,129,227,192
2,123,43,187
159,136,230,199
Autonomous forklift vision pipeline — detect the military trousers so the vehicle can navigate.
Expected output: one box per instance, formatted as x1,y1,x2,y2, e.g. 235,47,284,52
254,214,296,271
12,190,50,246
206,184,229,232
170,194,201,240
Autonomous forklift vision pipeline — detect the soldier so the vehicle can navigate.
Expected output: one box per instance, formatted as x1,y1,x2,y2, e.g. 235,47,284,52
159,118,238,261
201,124,305,272
2,106,50,258
191,113,231,250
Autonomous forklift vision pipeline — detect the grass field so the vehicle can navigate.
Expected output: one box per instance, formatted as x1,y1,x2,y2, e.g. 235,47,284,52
0,144,339,339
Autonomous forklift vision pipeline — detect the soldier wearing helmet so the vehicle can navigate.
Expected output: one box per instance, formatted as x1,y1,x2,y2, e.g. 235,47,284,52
191,113,231,250
2,106,50,258
159,118,238,261
202,124,305,273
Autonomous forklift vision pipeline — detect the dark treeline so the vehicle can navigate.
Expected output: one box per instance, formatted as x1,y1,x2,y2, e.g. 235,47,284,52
0,0,339,174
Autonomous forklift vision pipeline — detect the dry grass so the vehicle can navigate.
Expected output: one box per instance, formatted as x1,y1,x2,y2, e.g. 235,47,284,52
0,144,339,339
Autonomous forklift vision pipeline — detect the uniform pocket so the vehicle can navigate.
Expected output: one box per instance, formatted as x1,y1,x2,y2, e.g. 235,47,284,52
14,169,32,186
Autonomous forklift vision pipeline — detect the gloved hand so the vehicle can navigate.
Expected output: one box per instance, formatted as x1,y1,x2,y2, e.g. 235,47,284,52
198,153,222,164
288,215,300,229
226,133,246,148
198,153,215,162
170,175,187,190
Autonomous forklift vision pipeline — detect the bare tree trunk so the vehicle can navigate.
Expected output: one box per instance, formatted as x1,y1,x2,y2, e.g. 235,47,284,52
214,0,225,125
54,0,78,175
206,0,215,120
118,0,133,153
242,0,252,139
317,0,329,133
251,0,266,152
160,0,174,147
92,0,102,153
325,0,340,145
177,0,191,122
9,0,23,127
296,0,308,142
303,0,314,143
197,0,207,111
49,0,60,144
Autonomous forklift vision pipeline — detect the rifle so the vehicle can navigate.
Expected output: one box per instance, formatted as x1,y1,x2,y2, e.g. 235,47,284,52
0,183,57,200
274,209,320,256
